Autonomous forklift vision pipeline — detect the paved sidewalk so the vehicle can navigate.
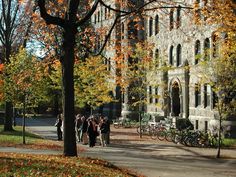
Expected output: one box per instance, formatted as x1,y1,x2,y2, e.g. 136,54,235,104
1,117,236,177
108,127,236,159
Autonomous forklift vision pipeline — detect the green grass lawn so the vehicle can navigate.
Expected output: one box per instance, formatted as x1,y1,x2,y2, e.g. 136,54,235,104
0,125,41,144
223,138,236,148
0,125,141,177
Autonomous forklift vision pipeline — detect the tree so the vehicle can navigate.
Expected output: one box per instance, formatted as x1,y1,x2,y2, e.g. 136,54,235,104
197,37,236,158
193,0,236,158
0,0,33,131
74,56,114,113
0,48,46,144
35,0,192,156
120,42,167,137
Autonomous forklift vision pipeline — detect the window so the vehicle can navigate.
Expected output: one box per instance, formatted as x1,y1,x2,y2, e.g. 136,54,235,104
94,14,97,24
195,120,199,130
195,40,201,64
176,6,181,28
176,44,182,67
169,9,174,30
108,8,111,17
195,83,201,107
204,121,208,133
121,22,125,39
169,45,174,65
108,59,111,71
101,8,103,21
204,38,210,60
105,8,107,19
149,86,153,103
155,15,159,34
155,87,158,103
149,17,153,37
212,89,217,109
204,84,211,108
98,11,100,22
155,49,159,68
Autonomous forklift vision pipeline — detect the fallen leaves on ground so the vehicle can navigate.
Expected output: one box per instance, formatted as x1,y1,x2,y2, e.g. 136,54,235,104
0,152,143,177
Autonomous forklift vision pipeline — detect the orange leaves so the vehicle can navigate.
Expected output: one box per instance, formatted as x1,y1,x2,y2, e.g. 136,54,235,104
0,64,4,72
57,0,64,4
0,152,136,176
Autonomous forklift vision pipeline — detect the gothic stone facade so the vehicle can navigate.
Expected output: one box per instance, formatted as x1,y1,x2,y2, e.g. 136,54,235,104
92,0,235,134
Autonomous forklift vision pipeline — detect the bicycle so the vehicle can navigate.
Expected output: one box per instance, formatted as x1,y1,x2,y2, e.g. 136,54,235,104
113,118,131,128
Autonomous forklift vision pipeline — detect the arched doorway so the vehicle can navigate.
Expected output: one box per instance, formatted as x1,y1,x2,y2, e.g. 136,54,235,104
171,82,180,116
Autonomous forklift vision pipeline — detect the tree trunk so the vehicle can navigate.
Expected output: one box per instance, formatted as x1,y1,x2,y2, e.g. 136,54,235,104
61,28,77,156
4,102,13,131
216,115,222,158
4,44,13,131
22,96,26,144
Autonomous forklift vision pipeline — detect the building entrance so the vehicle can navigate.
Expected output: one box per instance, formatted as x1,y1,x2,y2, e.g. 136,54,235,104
171,82,180,116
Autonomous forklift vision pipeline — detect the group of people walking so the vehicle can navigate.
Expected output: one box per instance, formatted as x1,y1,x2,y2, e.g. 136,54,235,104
55,113,110,147
75,114,110,147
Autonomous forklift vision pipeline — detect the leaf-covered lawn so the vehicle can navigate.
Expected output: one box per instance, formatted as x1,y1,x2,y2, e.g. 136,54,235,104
0,126,142,176
0,152,141,177
0,125,63,150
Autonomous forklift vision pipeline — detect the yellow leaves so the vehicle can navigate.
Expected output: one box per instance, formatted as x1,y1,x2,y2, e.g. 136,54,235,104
74,56,114,108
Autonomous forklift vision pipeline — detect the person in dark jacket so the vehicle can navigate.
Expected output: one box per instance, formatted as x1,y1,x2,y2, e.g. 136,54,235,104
55,114,63,140
87,118,98,147
104,117,110,145
99,117,109,146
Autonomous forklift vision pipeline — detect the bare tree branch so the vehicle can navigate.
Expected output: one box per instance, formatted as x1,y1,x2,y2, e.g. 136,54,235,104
97,15,120,55
37,0,65,27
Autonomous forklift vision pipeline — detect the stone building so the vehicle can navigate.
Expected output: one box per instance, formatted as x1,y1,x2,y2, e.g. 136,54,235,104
92,0,235,135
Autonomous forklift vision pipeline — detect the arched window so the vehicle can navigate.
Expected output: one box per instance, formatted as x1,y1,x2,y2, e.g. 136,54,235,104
155,15,159,34
169,45,174,65
155,49,159,68
149,86,153,103
121,22,125,39
94,14,97,24
101,7,103,21
98,11,100,22
195,83,201,107
195,40,201,64
176,6,181,28
170,9,174,30
204,84,211,108
204,38,210,60
105,8,107,19
155,87,158,103
176,44,182,67
149,17,153,36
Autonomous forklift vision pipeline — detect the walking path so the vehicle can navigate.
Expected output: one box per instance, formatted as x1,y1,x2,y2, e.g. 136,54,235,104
1,117,236,177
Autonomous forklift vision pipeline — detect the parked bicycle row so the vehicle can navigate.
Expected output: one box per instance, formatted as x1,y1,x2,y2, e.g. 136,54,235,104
136,121,222,148
112,116,224,148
